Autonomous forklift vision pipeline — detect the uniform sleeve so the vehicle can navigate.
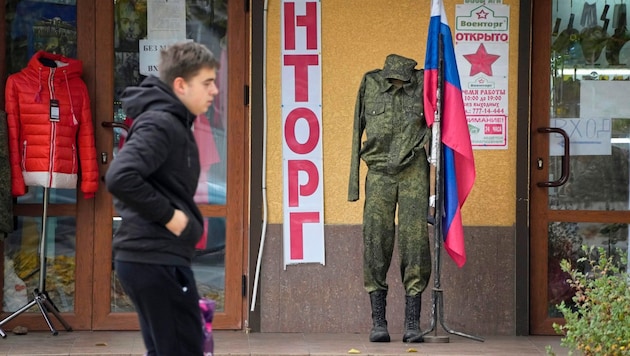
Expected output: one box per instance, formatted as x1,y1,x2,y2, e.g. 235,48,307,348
77,82,99,198
348,74,367,202
4,75,26,197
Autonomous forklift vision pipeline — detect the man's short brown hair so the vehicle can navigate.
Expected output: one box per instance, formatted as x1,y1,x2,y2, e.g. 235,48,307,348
159,41,219,88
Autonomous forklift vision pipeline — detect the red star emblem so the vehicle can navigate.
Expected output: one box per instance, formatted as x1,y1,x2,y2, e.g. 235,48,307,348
476,9,489,19
463,43,500,76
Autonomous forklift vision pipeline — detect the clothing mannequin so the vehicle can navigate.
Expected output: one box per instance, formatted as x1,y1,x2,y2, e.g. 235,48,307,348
5,50,98,198
349,54,431,343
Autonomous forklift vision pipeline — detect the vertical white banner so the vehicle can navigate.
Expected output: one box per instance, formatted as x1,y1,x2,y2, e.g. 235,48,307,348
281,0,325,267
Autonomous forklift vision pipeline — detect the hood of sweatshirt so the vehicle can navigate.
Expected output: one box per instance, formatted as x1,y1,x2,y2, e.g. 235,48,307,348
120,75,196,128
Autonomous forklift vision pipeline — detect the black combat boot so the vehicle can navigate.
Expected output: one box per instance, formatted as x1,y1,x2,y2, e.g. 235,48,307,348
369,290,390,342
402,294,423,343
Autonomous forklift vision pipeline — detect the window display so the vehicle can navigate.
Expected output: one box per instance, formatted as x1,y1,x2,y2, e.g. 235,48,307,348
548,0,630,317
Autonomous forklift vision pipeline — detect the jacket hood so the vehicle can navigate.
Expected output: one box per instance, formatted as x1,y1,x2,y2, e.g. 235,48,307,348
120,75,195,127
25,50,84,79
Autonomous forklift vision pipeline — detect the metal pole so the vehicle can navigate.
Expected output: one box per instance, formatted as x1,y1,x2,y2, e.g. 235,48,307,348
421,34,484,343
39,187,49,292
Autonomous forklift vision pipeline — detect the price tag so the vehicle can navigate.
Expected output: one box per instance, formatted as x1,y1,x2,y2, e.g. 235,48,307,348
50,99,60,121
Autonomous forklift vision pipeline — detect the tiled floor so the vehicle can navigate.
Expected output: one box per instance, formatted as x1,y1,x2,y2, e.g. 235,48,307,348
0,330,574,356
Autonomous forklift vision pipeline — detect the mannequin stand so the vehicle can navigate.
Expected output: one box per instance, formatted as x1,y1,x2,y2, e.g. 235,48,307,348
420,236,484,343
419,193,484,343
0,187,72,338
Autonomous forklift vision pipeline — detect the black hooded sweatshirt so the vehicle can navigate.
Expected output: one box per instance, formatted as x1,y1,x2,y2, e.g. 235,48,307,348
105,75,203,266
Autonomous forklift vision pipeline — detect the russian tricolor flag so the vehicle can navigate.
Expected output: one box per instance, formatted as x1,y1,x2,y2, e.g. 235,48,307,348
424,0,476,268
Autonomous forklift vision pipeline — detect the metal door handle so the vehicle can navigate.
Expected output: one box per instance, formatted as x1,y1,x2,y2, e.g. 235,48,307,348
537,127,570,187
101,121,130,132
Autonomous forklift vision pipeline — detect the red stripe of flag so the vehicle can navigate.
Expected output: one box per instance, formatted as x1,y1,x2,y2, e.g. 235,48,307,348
424,0,476,268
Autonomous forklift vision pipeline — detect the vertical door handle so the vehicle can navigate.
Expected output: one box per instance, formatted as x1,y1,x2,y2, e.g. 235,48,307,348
537,127,570,187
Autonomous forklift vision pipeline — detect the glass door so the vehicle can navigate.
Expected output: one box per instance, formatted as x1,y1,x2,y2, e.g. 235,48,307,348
93,0,247,330
531,0,630,335
0,0,95,332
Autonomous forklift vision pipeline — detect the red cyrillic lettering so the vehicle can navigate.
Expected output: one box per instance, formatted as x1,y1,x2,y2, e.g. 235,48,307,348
284,107,320,154
289,211,320,259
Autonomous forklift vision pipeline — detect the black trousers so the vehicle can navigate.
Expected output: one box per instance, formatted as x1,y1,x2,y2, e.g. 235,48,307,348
115,260,204,356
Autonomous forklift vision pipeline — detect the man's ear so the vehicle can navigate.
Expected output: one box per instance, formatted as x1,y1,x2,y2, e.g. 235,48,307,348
172,77,187,95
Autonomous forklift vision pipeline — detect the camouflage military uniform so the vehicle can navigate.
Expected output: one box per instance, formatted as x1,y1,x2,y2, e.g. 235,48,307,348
348,54,431,297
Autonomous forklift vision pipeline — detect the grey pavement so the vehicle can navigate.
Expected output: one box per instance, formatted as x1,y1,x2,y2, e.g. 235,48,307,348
0,330,576,355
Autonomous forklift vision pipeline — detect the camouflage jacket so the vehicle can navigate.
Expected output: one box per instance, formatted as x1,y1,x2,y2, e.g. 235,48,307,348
348,54,430,201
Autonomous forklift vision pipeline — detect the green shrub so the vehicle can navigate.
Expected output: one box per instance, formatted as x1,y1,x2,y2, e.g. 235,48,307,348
549,246,630,356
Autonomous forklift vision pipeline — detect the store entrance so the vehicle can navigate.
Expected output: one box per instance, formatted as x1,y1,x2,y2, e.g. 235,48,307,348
530,0,630,334
0,0,248,331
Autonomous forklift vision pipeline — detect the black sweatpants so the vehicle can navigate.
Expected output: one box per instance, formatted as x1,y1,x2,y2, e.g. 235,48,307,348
115,260,204,356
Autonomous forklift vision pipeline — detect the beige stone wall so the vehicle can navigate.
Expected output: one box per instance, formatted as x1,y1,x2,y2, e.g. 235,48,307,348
264,0,521,227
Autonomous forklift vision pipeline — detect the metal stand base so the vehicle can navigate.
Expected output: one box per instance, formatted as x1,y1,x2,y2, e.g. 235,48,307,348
0,187,72,338
0,288,72,338
424,335,450,343
420,288,484,343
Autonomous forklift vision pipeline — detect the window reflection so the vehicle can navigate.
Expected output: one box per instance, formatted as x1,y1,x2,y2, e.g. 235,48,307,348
16,187,77,205
3,216,76,313
548,0,630,319
112,0,228,193
547,221,629,317
550,0,630,212
5,0,77,74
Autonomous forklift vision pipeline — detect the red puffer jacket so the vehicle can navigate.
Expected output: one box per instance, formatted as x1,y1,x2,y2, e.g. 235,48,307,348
5,51,98,198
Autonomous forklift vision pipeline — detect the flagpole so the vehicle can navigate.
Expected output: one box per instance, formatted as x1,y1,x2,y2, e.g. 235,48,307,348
421,34,484,343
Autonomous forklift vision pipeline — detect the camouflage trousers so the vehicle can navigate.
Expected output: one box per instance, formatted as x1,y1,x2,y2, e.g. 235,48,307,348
362,157,431,297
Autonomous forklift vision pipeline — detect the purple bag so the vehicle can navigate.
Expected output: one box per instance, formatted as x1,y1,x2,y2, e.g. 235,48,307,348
199,298,216,355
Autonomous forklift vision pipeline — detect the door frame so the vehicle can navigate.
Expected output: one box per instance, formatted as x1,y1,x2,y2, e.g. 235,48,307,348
515,0,532,337
529,0,569,335
527,0,630,335
91,0,249,330
0,0,96,332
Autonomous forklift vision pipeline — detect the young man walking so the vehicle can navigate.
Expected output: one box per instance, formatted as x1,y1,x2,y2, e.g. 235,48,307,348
106,41,219,356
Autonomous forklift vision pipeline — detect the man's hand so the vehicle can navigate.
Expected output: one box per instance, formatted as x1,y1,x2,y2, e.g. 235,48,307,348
165,209,189,236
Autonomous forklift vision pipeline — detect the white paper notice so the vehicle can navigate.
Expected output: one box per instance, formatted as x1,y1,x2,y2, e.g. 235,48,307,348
549,118,612,156
138,39,193,76
147,0,186,40
455,3,510,149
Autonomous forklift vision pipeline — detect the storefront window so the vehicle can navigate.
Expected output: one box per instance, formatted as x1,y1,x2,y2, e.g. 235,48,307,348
110,0,228,312
548,0,630,316
4,216,77,313
5,0,78,74
3,0,78,313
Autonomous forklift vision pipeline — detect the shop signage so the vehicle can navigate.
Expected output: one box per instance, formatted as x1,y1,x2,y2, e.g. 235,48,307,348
281,0,325,267
455,2,510,149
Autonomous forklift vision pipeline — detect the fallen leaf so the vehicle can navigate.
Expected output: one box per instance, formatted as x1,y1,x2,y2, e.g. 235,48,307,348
348,348,361,354
407,348,418,353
